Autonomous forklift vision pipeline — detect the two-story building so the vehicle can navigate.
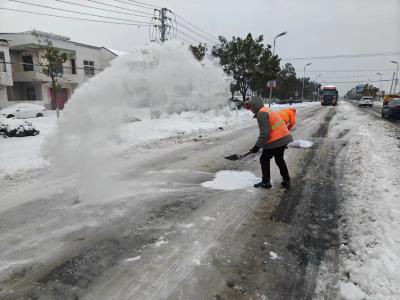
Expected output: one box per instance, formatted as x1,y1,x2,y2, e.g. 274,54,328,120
0,31,118,109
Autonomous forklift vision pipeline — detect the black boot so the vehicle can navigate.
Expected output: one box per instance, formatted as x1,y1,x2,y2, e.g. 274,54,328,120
254,181,272,189
281,179,291,189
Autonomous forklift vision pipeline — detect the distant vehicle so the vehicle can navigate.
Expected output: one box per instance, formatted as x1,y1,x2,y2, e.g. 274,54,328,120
320,85,338,106
0,103,46,119
358,96,373,107
382,98,400,119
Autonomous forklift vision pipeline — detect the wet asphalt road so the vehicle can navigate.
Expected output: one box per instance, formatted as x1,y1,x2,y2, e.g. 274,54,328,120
1,103,343,300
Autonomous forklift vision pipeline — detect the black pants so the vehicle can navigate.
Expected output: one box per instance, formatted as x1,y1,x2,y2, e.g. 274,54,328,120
260,145,290,183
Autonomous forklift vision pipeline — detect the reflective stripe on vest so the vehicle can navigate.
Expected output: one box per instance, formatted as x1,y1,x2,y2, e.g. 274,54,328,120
259,106,290,144
277,110,290,125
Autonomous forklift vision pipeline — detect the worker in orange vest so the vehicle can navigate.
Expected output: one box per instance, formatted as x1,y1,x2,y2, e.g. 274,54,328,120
247,98,293,189
278,107,297,130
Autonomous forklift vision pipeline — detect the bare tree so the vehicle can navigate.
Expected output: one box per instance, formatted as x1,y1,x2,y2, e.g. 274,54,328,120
33,32,67,118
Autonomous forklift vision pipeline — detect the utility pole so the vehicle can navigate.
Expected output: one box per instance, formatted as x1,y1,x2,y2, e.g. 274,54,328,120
390,72,395,94
391,60,399,94
377,72,382,101
153,8,170,43
160,8,168,42
302,62,312,101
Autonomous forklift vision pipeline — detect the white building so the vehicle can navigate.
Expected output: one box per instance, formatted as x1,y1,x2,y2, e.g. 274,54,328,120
0,31,118,109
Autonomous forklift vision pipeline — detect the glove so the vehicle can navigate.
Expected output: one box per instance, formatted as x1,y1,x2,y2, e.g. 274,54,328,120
249,145,260,153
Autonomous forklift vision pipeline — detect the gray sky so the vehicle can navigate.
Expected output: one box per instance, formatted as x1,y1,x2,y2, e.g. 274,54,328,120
1,0,399,94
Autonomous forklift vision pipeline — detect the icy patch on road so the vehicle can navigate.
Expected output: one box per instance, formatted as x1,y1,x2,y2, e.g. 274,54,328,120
125,256,141,262
202,170,260,191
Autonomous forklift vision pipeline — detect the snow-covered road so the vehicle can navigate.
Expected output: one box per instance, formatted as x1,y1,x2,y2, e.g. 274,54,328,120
1,102,399,299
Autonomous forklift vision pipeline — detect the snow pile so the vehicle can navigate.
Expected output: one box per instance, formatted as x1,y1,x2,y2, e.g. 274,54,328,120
202,170,260,190
0,118,39,137
332,103,400,299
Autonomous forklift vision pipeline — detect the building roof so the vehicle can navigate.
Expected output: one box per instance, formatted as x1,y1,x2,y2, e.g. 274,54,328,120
0,30,116,54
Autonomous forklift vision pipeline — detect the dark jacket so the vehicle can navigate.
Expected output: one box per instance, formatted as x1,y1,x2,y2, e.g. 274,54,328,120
250,98,293,149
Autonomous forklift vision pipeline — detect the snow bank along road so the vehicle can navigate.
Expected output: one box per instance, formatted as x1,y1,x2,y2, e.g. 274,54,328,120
1,102,399,299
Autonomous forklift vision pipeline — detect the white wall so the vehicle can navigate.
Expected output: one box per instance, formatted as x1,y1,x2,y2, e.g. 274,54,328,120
0,32,117,108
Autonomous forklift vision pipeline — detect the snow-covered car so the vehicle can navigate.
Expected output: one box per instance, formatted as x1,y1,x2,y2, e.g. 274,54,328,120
358,96,373,107
0,103,46,119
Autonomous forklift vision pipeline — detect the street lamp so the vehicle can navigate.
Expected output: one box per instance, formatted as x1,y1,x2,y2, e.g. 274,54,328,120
301,62,312,101
377,72,383,101
314,74,322,101
391,60,399,94
268,31,287,107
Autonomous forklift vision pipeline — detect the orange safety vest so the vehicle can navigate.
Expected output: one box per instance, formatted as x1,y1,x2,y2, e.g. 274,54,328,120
259,107,290,144
278,109,296,130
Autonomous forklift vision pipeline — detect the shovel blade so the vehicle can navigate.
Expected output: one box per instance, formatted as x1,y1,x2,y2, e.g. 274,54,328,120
224,154,242,161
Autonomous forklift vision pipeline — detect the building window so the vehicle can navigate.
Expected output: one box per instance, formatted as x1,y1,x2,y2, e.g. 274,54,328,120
0,52,6,72
83,60,94,76
22,54,34,71
71,59,76,74
26,87,36,100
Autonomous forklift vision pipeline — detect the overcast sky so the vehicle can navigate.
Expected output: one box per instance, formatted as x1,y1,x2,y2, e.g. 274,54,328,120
0,0,399,94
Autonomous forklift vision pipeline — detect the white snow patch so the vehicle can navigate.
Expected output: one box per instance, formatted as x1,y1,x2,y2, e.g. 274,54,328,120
154,238,168,248
202,170,260,191
340,282,367,300
125,256,141,262
202,216,217,222
287,139,314,148
179,223,195,229
269,251,278,260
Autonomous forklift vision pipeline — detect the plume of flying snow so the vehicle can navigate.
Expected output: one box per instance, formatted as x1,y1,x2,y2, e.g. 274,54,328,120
42,41,230,202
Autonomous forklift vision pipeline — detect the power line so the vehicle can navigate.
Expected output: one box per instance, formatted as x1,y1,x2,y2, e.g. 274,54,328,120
86,0,154,16
283,51,400,61
177,30,204,45
322,79,392,84
0,7,152,26
110,0,155,10
176,37,192,45
7,0,152,24
170,10,218,41
53,0,151,18
176,21,218,44
124,0,160,9
307,68,395,73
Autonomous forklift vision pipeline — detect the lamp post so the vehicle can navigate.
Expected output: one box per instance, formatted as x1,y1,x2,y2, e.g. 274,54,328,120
301,62,312,101
268,31,287,107
377,72,383,101
391,60,399,94
314,74,322,101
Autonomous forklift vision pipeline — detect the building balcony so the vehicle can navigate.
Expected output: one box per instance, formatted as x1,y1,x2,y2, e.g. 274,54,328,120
12,65,80,84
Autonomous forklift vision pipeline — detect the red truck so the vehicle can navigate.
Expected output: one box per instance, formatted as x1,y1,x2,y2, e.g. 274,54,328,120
320,85,338,106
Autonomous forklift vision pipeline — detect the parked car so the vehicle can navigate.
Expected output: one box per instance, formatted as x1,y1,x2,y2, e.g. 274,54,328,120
358,96,373,107
382,98,400,119
0,103,46,119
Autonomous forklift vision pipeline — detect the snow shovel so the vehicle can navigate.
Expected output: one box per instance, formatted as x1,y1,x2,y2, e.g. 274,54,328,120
224,151,252,161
